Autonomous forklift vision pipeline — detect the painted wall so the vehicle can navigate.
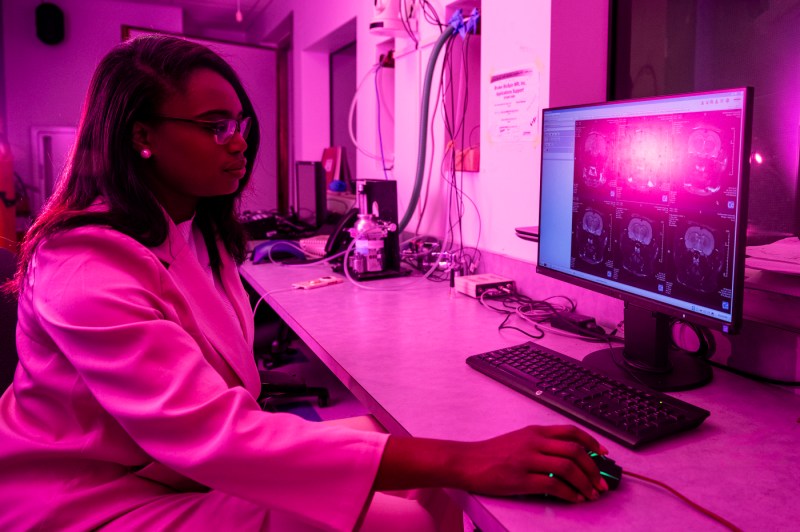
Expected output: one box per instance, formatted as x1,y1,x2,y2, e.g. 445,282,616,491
1,0,183,205
249,0,608,262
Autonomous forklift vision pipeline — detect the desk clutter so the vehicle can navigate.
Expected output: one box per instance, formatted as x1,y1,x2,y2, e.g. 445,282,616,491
240,210,316,240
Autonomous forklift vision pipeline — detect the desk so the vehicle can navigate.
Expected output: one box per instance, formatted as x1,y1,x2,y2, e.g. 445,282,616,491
241,261,800,531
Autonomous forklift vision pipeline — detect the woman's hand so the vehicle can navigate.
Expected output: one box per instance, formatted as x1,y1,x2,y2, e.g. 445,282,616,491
454,425,610,501
373,425,609,503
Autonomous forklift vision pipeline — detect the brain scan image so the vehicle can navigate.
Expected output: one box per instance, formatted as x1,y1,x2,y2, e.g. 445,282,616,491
581,131,609,187
676,225,722,293
621,216,659,277
684,126,727,195
618,127,668,192
577,208,608,265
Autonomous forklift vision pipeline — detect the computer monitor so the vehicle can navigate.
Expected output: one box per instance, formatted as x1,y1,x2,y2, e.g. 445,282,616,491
537,87,753,391
293,161,327,228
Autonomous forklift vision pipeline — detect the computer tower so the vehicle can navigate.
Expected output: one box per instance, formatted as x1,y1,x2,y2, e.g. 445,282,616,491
294,161,327,228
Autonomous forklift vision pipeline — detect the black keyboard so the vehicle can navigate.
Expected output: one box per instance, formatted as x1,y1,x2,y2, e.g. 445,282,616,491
466,341,710,448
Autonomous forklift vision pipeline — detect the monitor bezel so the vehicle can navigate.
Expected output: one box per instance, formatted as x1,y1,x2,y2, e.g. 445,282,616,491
536,87,754,334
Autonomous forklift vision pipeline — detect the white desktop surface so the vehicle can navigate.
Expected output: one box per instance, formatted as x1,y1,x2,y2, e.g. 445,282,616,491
240,261,799,531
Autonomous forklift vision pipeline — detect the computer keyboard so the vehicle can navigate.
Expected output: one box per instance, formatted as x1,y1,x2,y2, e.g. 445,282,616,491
466,341,710,448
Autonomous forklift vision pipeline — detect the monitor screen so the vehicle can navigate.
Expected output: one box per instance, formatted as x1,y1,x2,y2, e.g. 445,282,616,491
537,88,753,390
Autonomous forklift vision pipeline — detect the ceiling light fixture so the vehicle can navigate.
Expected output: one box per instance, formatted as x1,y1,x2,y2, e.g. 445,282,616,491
235,0,243,23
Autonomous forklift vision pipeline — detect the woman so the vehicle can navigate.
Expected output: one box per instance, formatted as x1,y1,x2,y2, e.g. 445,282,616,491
0,35,608,530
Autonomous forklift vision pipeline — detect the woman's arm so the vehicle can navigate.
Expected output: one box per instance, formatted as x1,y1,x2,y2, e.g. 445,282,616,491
374,425,610,502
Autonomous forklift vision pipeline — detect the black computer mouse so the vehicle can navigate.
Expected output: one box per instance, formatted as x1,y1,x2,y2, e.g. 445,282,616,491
588,451,623,490
527,451,623,501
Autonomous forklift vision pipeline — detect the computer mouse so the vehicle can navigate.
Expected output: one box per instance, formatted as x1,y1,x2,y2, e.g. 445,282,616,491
252,240,306,263
588,451,623,490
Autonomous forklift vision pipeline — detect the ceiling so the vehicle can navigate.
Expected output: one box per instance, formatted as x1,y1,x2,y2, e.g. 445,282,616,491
120,0,276,35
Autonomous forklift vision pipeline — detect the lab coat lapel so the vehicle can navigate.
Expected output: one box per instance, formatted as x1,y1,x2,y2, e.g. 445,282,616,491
149,220,260,395
215,240,255,349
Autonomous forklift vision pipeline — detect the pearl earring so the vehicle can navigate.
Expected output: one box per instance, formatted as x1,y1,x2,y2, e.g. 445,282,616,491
140,148,152,159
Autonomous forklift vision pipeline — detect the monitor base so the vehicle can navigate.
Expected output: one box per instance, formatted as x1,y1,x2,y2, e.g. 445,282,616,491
582,346,712,392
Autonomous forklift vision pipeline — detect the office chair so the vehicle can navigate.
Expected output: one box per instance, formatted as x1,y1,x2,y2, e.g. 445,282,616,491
0,248,18,392
245,283,330,409
253,320,329,409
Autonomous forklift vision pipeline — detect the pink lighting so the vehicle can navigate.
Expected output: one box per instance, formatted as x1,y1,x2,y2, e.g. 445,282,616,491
753,152,764,165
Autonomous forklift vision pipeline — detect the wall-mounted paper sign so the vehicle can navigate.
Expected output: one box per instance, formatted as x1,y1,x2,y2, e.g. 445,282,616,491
489,67,540,143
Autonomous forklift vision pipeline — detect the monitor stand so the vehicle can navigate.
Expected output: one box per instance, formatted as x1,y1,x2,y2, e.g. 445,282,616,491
580,303,712,392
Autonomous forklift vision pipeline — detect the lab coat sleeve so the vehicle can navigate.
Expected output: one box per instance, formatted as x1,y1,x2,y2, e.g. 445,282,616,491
28,227,388,531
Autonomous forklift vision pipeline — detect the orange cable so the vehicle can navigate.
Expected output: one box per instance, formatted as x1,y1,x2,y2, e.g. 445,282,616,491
624,470,742,532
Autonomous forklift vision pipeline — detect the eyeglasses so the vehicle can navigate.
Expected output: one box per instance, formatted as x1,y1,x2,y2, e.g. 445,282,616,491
151,116,252,145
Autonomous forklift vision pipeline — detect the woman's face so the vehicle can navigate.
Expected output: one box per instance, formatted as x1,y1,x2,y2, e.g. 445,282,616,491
139,68,249,203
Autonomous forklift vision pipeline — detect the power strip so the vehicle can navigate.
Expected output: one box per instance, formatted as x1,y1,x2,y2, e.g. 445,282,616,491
454,273,515,298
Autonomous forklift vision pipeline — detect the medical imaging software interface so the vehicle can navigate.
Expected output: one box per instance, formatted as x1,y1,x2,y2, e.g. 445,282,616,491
539,89,749,325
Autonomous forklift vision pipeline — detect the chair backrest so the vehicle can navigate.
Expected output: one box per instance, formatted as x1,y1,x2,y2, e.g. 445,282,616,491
0,248,18,391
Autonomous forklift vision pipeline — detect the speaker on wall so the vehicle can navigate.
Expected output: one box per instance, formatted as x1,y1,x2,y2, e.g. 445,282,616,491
36,3,65,45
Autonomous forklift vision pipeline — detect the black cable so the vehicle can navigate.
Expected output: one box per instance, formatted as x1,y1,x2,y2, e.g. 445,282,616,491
415,37,445,236
439,38,459,258
479,289,544,339
399,0,419,47
439,35,471,270
421,0,444,32
499,312,545,339
457,34,471,259
706,359,800,387
479,289,580,340
442,37,459,255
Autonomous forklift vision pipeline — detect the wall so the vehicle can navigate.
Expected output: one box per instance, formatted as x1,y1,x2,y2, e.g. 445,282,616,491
1,0,183,201
550,0,609,107
249,0,609,261
330,41,358,183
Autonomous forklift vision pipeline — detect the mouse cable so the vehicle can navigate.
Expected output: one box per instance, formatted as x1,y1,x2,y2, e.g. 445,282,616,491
623,469,742,532
251,288,295,317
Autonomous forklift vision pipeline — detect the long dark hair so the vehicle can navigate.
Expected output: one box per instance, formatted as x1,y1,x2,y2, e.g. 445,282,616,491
5,34,260,296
